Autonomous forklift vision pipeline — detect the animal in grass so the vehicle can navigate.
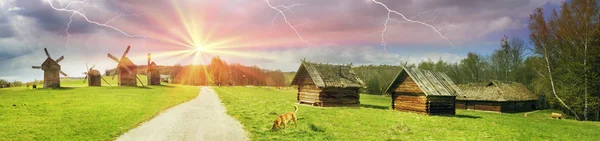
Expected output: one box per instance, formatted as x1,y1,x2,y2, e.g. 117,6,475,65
272,105,299,130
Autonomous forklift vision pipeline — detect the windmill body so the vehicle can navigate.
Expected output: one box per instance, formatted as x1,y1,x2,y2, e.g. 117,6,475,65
87,70,102,86
148,62,160,85
118,57,137,86
41,58,61,88
147,53,160,85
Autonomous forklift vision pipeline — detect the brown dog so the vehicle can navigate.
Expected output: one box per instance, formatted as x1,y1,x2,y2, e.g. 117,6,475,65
272,105,298,130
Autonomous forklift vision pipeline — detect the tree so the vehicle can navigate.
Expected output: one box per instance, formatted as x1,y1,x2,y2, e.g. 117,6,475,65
460,52,484,82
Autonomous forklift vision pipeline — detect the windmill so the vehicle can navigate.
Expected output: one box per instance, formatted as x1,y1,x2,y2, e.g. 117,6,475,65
107,46,144,86
31,48,67,88
147,53,161,85
83,64,111,86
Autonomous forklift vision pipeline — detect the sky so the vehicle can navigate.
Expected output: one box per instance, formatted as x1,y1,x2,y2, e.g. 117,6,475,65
0,0,563,82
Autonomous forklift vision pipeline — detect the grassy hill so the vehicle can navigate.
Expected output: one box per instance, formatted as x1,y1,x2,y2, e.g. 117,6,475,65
0,77,200,140
213,87,599,140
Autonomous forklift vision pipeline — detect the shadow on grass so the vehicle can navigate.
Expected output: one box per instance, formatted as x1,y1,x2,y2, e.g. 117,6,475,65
310,124,325,132
360,104,390,110
52,87,76,90
153,85,176,88
137,86,153,89
455,114,482,119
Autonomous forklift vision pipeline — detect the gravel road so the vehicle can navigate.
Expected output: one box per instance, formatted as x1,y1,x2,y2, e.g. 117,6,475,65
115,87,248,141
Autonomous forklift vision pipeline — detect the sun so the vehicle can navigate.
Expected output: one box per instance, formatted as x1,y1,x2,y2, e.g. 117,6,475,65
195,46,204,52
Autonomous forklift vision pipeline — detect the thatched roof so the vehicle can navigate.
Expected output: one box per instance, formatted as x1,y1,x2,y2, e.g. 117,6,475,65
290,60,365,88
457,81,537,101
384,66,461,96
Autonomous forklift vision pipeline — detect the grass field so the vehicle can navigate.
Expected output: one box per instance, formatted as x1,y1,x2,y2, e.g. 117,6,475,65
0,76,200,140
213,87,600,140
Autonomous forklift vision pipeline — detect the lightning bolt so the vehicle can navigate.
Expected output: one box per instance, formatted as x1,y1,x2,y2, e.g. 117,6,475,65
46,0,150,47
371,0,454,52
265,0,315,47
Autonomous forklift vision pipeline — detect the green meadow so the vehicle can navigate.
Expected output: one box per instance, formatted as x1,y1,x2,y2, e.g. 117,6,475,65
213,87,600,141
0,75,200,141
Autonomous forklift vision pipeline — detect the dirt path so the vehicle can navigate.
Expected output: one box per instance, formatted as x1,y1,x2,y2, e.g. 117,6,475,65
524,110,539,117
116,87,248,141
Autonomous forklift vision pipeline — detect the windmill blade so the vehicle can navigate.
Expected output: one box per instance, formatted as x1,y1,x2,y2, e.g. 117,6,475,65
90,64,96,70
100,76,112,86
86,63,89,71
55,56,64,63
136,75,145,87
44,48,50,58
112,68,119,80
119,63,133,74
60,71,68,77
83,75,88,83
32,66,42,69
108,53,120,63
121,46,131,59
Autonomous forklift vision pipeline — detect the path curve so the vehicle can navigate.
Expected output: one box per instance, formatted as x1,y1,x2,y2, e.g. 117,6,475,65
524,110,539,117
116,87,248,141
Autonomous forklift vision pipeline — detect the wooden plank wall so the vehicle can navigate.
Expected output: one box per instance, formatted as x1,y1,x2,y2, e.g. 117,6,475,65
44,69,60,88
119,67,137,86
392,76,455,115
427,96,456,115
393,95,428,113
500,101,536,113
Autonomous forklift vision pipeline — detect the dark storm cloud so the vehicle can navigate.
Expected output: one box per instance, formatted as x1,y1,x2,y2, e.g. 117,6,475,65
13,0,96,35
0,12,15,38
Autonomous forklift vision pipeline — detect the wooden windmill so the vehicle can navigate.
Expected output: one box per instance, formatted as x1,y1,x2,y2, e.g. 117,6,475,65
147,53,160,85
83,64,111,86
107,46,144,86
31,48,67,88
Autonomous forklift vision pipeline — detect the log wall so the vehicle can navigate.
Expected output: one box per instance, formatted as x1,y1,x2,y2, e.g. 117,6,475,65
391,76,455,115
119,67,137,86
296,76,360,107
148,70,160,85
456,100,536,113
427,96,456,115
88,75,101,86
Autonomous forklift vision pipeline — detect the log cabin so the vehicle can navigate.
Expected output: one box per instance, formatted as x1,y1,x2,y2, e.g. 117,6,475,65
290,60,365,107
456,81,538,113
384,66,461,115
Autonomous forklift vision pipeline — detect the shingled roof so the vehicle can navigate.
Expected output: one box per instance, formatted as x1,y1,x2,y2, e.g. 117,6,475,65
290,60,365,88
384,66,462,96
457,81,537,101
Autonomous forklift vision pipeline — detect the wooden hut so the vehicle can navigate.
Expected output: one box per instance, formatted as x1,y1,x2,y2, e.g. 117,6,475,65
87,69,102,86
118,57,137,86
384,66,461,115
456,81,537,113
290,60,365,107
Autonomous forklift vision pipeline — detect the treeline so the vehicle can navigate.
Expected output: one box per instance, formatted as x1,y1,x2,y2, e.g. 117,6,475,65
355,0,600,121
0,79,23,88
353,65,402,94
168,56,286,86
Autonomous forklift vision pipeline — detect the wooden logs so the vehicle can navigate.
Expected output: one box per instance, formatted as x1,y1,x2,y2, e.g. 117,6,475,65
551,112,562,119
